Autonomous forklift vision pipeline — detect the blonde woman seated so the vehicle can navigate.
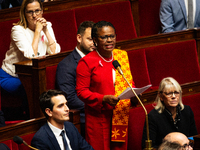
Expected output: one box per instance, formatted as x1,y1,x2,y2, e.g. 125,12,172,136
142,77,198,149
0,0,60,119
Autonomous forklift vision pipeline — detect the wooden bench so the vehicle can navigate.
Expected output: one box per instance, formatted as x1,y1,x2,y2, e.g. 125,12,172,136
0,109,80,150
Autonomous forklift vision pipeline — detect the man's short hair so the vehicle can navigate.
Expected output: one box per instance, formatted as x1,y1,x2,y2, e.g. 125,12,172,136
39,89,66,119
77,21,95,35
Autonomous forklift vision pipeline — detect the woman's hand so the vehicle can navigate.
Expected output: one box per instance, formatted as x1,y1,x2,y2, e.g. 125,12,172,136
103,95,119,107
34,17,56,54
35,17,47,33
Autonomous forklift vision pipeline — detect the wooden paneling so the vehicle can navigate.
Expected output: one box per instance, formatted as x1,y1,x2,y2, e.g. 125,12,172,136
0,109,80,142
15,51,71,118
0,0,128,22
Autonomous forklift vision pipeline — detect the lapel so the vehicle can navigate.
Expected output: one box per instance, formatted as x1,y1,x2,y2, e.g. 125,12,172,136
44,123,62,150
178,0,187,23
64,122,75,149
72,49,82,64
195,0,200,25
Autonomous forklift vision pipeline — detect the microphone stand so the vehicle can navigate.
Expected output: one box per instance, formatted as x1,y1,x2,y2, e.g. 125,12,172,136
23,141,39,150
119,68,153,150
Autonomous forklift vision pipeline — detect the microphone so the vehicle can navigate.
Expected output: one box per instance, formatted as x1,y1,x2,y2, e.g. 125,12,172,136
112,60,123,75
112,60,153,150
13,136,39,150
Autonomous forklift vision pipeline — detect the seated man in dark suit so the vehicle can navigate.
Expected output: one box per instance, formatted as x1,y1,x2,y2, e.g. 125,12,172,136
56,21,95,137
31,89,94,150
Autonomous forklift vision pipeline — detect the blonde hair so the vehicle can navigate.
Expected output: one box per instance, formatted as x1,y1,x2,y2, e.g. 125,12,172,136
15,0,43,28
154,77,184,113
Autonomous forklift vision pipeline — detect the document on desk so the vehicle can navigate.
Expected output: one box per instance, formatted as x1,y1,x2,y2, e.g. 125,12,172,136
118,84,152,100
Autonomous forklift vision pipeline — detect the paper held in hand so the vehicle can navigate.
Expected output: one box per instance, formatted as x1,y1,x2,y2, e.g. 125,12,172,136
118,84,152,100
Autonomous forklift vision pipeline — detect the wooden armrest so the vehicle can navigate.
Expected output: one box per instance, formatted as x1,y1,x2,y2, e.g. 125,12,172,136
116,29,197,51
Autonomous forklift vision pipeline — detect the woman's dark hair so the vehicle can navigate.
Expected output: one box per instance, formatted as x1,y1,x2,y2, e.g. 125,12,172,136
39,89,66,119
91,21,115,39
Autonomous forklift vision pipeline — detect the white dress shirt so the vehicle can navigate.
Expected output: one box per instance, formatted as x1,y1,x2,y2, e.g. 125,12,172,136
48,121,72,150
184,0,196,26
2,22,60,77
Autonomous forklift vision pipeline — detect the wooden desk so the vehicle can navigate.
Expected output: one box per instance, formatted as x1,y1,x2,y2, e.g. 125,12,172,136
0,109,80,142
15,51,71,118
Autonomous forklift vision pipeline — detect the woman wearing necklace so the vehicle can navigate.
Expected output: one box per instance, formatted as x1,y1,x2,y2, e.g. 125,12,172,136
76,21,136,150
142,77,198,149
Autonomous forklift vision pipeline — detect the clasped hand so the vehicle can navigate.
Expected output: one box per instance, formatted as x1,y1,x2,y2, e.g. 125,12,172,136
35,17,47,32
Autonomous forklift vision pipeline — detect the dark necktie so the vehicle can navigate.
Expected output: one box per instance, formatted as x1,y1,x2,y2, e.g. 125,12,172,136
60,130,69,150
188,0,194,28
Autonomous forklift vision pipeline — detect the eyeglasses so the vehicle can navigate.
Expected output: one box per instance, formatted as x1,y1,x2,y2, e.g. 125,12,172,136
26,9,42,16
182,141,193,150
98,34,116,41
160,91,180,97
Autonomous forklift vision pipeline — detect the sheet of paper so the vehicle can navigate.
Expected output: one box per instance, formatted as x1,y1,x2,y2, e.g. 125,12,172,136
118,84,152,100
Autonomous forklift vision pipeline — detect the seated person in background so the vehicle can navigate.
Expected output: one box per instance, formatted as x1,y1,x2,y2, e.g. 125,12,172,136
0,0,60,119
142,77,197,149
0,0,49,9
160,0,200,33
0,143,10,150
162,132,194,150
56,21,95,137
158,141,182,150
31,89,94,150
0,110,6,127
76,21,137,150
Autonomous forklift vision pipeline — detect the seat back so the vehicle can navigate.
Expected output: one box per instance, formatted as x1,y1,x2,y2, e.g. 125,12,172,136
1,133,35,150
17,133,35,150
2,140,18,150
43,10,77,52
182,93,200,134
128,104,154,150
145,40,200,88
46,65,58,90
75,1,137,41
127,49,151,88
0,19,19,67
139,0,161,36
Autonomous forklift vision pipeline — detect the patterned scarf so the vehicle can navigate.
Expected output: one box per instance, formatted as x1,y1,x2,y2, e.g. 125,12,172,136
111,49,134,142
